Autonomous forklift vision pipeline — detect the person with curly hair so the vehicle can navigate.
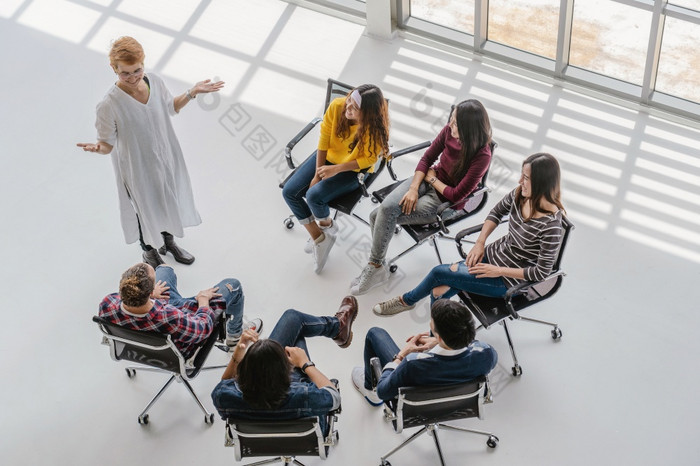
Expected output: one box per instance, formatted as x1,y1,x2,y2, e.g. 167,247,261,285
99,263,261,356
282,84,390,273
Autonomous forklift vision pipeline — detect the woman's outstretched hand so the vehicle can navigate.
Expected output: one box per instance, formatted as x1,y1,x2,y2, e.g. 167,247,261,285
191,79,225,96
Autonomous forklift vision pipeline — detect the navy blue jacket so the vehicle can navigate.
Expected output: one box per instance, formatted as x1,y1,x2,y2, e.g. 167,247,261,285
377,341,498,400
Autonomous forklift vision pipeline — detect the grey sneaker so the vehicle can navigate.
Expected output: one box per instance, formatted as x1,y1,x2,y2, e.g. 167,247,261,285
306,220,338,253
226,317,264,347
373,296,415,316
313,232,336,274
351,366,383,406
350,264,390,296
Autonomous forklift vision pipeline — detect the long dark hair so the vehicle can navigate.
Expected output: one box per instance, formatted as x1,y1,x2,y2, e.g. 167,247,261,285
335,84,390,159
449,99,491,183
237,340,291,409
515,153,565,220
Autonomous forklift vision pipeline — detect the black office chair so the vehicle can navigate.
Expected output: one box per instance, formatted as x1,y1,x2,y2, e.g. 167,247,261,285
371,141,497,273
369,358,497,466
454,215,575,376
224,382,341,465
93,313,227,425
280,78,389,230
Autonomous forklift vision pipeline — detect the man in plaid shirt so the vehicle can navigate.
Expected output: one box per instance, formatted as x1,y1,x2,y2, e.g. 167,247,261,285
99,263,260,358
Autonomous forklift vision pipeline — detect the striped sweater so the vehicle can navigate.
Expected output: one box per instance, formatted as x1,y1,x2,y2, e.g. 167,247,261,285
485,189,563,288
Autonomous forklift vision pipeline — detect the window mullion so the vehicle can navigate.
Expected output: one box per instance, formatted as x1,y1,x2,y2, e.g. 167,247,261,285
555,0,574,77
642,0,667,104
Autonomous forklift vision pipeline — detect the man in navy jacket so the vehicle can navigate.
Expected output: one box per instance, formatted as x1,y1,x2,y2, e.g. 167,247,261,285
352,299,497,405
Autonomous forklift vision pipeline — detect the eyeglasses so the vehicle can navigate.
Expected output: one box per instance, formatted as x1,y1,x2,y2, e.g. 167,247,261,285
117,67,144,80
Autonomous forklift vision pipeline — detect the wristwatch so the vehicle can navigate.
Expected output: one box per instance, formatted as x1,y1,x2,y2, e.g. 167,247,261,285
301,361,316,373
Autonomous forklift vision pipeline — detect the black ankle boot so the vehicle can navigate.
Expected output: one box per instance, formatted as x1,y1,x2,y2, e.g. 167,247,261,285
158,232,195,264
142,248,165,269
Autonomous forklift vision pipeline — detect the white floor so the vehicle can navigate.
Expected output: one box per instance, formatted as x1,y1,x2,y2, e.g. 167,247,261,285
1,1,699,465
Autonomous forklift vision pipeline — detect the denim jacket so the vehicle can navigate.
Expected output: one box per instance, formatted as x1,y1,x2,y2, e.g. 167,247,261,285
212,375,340,435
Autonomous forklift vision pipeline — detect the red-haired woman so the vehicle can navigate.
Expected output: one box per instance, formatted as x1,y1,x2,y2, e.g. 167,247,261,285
77,36,224,267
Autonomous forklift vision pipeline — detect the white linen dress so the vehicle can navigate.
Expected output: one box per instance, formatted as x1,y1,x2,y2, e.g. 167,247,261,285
95,73,201,247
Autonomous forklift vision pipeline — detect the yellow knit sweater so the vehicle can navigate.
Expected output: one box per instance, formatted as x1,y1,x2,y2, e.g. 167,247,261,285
317,97,382,171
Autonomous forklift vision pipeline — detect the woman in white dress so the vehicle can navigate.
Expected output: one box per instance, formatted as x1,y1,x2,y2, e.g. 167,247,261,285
77,36,224,267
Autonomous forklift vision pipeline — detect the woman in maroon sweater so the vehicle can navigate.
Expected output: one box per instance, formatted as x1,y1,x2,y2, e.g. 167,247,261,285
350,99,492,295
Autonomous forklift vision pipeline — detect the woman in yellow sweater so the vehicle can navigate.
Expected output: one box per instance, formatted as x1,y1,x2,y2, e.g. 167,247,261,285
282,85,390,273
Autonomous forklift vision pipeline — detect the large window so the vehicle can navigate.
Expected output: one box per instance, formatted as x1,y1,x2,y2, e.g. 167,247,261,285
410,0,475,35
570,1,651,86
488,0,559,60
655,15,700,103
392,0,700,121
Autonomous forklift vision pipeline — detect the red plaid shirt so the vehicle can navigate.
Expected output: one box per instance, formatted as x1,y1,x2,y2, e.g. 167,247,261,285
99,293,223,358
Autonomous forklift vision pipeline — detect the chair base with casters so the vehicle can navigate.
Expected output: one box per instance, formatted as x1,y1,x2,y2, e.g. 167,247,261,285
371,141,497,274
93,313,227,425
279,78,387,232
370,358,498,466
454,215,575,376
224,381,341,465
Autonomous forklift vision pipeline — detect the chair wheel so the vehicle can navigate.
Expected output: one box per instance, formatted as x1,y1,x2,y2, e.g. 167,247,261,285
389,264,398,273
284,218,294,229
394,226,401,234
125,368,136,378
381,461,391,466
487,435,499,448
511,365,523,376
551,327,563,340
138,414,149,425
205,413,215,424
371,197,379,204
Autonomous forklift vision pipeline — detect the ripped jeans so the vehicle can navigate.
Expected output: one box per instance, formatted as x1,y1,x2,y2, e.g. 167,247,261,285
401,261,508,306
155,265,244,336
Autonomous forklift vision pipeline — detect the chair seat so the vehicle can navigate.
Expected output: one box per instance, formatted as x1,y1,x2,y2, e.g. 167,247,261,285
372,179,489,243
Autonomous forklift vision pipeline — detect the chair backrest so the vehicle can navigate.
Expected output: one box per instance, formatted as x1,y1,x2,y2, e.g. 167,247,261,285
394,378,486,433
93,315,186,374
511,213,574,308
225,417,327,461
324,78,354,112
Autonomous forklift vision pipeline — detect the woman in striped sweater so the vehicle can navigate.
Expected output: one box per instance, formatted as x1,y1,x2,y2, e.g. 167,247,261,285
373,153,565,316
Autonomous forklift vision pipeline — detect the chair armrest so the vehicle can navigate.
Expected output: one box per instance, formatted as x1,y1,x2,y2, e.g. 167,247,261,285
386,140,431,181
284,117,322,169
356,171,369,197
370,357,382,389
455,223,485,258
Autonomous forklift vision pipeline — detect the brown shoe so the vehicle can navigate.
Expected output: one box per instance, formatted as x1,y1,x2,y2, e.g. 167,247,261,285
333,295,358,348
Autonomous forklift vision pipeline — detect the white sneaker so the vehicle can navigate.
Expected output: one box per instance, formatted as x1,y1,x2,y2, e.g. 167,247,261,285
304,221,338,254
350,264,390,296
313,233,336,274
226,317,264,347
351,366,383,406
373,296,416,316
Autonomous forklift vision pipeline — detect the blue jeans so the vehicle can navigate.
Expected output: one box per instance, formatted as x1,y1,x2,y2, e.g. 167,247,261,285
269,309,340,382
402,261,508,306
281,152,361,223
362,327,400,390
155,265,244,336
